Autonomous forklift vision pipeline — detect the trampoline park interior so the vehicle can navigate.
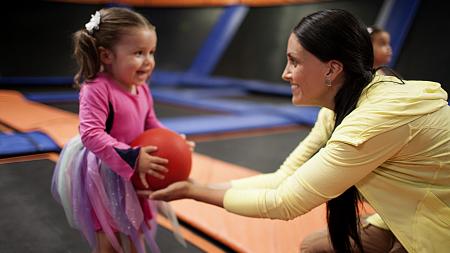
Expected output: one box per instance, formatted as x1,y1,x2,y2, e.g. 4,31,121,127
0,0,449,252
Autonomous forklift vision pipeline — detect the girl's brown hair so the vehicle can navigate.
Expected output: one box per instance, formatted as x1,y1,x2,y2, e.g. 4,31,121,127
72,7,155,87
367,25,384,40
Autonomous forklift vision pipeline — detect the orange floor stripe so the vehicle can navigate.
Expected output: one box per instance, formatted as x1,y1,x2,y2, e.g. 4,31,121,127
0,90,79,147
0,153,59,164
157,214,226,253
170,153,328,253
53,0,321,7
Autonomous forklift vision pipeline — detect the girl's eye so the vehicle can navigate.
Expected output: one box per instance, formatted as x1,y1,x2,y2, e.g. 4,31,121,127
136,51,143,56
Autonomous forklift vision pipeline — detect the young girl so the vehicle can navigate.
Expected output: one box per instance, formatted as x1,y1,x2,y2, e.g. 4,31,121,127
52,7,190,253
368,26,392,74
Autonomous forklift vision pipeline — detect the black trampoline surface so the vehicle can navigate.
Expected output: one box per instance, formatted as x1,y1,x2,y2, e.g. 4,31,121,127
40,98,312,174
0,159,204,253
225,92,292,105
41,100,224,118
195,128,310,173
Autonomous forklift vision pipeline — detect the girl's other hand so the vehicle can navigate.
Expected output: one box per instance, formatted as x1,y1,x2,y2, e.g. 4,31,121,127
180,134,195,151
137,146,168,188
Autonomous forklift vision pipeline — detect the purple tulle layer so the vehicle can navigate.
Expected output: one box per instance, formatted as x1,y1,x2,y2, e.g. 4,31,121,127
51,136,160,253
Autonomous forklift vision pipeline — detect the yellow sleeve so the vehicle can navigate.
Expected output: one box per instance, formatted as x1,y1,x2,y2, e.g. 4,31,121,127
231,107,334,189
366,213,390,230
223,124,410,219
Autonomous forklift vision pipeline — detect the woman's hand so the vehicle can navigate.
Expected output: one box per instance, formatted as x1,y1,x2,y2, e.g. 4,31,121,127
147,180,227,208
148,181,192,201
137,146,168,188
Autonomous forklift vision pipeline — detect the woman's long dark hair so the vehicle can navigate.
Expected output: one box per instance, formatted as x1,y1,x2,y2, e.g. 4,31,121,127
293,9,374,252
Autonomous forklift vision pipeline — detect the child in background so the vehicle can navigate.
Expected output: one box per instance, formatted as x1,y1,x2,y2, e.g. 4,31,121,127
51,7,191,253
368,26,392,75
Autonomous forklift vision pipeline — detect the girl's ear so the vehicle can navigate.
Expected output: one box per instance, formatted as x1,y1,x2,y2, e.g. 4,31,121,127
99,46,113,65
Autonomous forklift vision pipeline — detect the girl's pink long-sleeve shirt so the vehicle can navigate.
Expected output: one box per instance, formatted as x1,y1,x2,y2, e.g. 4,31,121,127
79,73,163,180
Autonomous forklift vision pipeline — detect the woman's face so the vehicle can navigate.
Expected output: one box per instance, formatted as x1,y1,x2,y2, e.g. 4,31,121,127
281,33,334,107
372,31,392,67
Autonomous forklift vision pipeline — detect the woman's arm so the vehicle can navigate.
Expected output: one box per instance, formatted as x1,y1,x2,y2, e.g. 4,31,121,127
151,124,410,220
231,107,334,189
223,124,410,219
149,181,227,207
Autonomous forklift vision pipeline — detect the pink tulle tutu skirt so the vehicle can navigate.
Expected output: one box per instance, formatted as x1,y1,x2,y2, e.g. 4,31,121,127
51,136,165,253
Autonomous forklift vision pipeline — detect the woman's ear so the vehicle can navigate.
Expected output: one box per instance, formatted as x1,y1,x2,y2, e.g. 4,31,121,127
326,60,344,81
99,46,113,65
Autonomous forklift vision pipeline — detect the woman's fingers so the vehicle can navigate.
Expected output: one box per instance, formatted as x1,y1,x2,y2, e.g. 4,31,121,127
136,190,153,197
150,187,170,200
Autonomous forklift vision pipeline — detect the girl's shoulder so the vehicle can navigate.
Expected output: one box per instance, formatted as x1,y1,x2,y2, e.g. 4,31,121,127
80,75,112,100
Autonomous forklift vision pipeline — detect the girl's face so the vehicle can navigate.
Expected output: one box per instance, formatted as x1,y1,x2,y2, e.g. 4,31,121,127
102,27,157,91
372,31,392,67
281,33,338,108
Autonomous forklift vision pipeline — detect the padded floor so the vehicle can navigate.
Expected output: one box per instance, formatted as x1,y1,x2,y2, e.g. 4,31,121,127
0,159,205,253
195,128,310,173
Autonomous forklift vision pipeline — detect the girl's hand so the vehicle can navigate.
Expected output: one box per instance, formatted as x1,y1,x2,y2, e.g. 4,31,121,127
137,146,168,188
180,134,195,151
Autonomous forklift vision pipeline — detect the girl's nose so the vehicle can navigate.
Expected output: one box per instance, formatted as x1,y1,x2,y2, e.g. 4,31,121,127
145,54,154,65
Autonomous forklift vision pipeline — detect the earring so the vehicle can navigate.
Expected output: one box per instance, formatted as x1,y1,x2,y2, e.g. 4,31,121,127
325,78,332,87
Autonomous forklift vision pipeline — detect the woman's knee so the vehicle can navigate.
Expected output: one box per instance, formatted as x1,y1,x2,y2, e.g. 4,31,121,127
300,229,333,253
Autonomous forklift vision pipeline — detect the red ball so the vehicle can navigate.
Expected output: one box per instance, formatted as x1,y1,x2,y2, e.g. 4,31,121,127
131,128,192,191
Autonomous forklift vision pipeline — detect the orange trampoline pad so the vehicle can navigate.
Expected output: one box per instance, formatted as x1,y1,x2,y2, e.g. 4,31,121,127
54,0,322,7
171,153,328,253
0,90,79,147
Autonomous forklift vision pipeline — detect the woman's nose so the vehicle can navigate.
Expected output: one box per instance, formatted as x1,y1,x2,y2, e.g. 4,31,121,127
281,67,291,81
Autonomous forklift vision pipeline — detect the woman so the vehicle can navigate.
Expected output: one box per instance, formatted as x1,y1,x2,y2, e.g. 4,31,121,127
146,9,450,253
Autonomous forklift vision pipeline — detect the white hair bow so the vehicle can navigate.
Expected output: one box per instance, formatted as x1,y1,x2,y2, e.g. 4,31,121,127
85,11,101,34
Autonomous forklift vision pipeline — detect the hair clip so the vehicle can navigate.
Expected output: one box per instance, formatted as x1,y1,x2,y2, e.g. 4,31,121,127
85,11,101,34
367,27,373,35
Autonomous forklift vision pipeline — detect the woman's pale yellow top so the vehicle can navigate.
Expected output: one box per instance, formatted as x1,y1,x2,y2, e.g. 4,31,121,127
224,75,450,253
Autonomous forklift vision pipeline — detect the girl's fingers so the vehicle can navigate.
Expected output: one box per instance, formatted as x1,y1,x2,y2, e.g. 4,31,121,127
150,156,168,164
146,169,165,179
139,173,149,189
149,163,168,173
141,145,157,153
187,140,195,151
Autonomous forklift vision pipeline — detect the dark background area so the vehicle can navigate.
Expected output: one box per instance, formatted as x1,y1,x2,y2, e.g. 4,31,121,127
0,0,449,92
